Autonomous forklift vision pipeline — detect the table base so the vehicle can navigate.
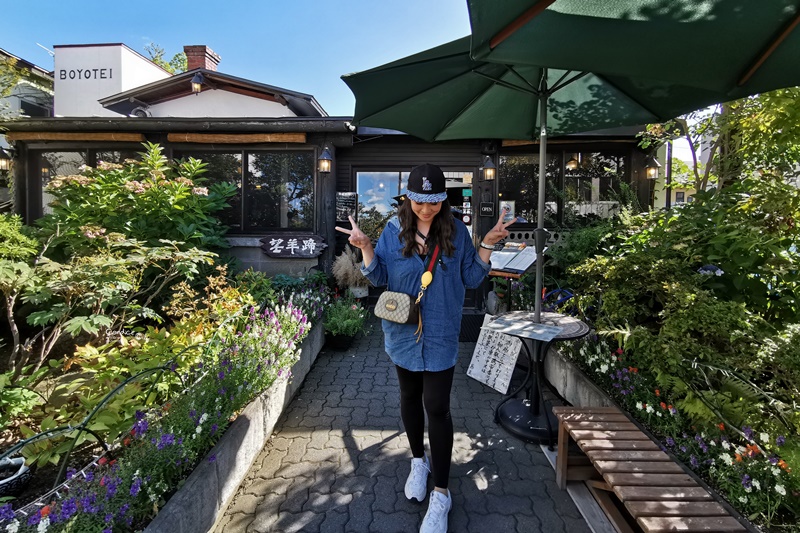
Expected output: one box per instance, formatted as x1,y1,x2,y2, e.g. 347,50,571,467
497,398,560,445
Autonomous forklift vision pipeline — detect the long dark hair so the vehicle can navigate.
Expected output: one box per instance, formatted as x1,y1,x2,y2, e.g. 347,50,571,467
397,200,456,257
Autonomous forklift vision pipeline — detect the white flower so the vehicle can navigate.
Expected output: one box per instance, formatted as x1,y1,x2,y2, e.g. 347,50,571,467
775,485,786,496
722,441,731,450
6,520,20,533
739,496,748,503
760,432,770,444
772,467,781,476
199,413,209,424
744,486,752,493
722,454,734,466
710,440,717,447
656,412,662,417
646,405,655,414
636,402,644,410
752,480,761,491
37,517,49,533
196,426,203,434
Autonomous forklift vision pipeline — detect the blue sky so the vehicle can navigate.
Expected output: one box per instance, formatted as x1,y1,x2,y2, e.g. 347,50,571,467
2,0,472,117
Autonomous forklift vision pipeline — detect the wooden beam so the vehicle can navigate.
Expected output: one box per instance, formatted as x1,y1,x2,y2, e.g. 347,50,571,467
5,132,145,142
167,133,306,144
490,0,558,50
738,9,800,86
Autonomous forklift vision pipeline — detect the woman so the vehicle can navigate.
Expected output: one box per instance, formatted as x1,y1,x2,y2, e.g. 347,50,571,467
336,163,513,533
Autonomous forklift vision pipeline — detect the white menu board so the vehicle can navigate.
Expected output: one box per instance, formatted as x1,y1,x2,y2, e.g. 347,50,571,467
467,318,522,394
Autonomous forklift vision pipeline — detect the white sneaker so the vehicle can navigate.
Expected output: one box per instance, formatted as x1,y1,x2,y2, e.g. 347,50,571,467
404,455,430,501
420,489,452,533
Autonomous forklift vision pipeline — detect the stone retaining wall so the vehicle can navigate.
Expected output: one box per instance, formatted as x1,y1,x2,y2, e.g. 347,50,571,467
144,324,324,533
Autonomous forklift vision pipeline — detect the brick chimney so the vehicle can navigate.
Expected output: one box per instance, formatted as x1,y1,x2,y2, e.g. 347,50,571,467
184,45,221,71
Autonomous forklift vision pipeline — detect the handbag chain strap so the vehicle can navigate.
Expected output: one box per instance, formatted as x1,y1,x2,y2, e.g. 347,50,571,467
414,243,441,342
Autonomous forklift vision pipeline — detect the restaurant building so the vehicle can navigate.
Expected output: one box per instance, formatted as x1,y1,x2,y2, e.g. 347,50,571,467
2,43,656,304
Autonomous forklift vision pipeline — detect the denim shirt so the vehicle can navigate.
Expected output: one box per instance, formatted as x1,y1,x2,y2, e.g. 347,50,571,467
362,217,491,372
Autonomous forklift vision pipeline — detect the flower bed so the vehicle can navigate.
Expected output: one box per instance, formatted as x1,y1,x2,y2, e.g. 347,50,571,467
555,338,799,532
0,302,320,533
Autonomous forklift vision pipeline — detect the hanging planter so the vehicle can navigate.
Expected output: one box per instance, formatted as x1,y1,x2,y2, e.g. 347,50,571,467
0,457,32,497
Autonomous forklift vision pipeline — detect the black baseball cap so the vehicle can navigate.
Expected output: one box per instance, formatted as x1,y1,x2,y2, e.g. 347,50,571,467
406,163,447,203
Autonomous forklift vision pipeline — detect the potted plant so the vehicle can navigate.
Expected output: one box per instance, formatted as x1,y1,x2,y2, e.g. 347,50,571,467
332,245,371,298
324,293,369,350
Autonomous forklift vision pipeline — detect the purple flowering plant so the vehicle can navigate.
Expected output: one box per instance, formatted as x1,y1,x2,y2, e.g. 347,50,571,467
0,298,311,532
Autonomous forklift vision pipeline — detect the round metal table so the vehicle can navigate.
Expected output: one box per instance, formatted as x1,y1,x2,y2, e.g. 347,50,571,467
490,311,590,448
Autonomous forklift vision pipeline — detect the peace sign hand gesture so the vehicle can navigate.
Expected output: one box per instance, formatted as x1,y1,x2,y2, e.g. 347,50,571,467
335,215,372,250
482,207,516,247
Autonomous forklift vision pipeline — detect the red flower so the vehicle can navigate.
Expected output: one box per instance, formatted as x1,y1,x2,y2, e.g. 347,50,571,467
654,389,660,396
41,505,51,517
660,402,667,409
718,423,725,431
628,366,638,373
98,456,108,466
615,348,623,355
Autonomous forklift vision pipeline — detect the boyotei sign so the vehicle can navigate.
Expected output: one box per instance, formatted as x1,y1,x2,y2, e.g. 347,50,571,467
260,234,327,258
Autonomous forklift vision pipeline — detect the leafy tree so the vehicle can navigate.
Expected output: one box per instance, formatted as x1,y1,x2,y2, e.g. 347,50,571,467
144,43,187,74
639,88,800,192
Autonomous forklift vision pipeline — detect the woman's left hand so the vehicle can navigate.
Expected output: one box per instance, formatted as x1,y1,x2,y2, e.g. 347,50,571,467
482,208,516,246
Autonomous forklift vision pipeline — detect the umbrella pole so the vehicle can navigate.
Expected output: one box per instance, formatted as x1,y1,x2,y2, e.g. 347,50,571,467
534,71,549,323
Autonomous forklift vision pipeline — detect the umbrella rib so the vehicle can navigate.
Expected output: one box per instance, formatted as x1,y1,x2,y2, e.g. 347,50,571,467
490,0,558,50
738,9,800,86
550,71,590,94
472,69,539,96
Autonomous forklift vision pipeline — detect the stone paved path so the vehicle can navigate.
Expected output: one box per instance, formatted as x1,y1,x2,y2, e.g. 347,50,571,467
213,318,592,533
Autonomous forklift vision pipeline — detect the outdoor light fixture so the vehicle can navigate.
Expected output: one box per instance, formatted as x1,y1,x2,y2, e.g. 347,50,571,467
0,148,11,171
565,156,579,171
646,155,661,180
318,146,332,174
482,156,496,181
191,72,204,94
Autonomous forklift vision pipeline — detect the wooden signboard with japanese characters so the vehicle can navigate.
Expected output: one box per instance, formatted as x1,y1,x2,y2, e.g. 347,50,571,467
260,234,327,258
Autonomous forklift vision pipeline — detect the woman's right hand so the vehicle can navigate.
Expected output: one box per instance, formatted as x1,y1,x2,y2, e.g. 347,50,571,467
335,215,372,250
335,216,374,267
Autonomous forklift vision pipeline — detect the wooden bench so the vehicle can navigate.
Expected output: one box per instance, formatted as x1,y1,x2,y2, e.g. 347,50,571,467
552,405,749,533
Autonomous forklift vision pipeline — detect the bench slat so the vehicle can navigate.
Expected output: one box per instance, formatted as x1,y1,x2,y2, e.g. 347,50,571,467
637,516,747,532
614,486,714,502
605,473,698,486
625,501,729,517
557,413,630,423
587,450,672,462
553,406,623,414
595,460,685,474
565,421,638,431
571,430,650,441
578,439,661,451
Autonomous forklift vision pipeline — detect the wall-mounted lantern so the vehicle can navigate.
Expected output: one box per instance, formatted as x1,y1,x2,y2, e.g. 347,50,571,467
482,156,496,181
191,72,204,94
0,148,11,172
646,155,661,180
318,146,333,174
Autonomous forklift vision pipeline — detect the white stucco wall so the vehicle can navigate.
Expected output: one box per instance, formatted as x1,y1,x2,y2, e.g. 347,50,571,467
149,90,296,118
54,44,169,117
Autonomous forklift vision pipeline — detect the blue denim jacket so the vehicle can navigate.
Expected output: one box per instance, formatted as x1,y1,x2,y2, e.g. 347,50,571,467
362,217,491,371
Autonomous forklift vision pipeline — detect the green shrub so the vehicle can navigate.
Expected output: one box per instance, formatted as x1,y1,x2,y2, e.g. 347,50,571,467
37,142,237,259
0,214,38,261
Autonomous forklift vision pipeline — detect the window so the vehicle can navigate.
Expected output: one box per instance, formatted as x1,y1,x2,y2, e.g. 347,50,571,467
178,149,315,233
499,150,629,227
675,191,685,204
355,171,409,241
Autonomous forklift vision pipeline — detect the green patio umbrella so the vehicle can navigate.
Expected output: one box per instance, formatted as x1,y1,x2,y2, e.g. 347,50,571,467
468,0,800,97
341,36,738,321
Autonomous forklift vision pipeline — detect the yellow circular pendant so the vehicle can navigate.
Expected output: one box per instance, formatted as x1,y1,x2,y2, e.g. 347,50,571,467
421,271,433,287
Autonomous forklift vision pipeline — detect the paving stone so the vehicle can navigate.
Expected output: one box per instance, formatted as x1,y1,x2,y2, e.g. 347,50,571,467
216,324,592,533
319,509,349,533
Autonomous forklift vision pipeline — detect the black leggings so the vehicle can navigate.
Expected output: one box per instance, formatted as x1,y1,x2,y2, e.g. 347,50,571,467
395,365,455,489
